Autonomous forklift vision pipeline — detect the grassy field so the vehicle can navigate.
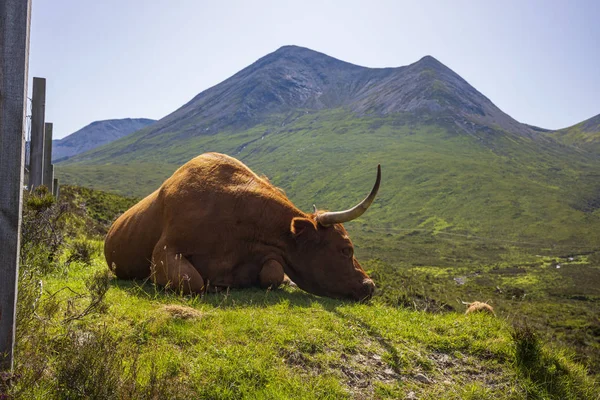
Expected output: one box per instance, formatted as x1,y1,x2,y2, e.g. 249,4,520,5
57,109,600,251
3,186,599,399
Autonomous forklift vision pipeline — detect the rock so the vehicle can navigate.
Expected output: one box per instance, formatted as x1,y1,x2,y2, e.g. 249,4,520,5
454,276,467,285
414,373,432,384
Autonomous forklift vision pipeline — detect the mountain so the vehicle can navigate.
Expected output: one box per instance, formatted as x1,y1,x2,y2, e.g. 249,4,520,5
547,113,600,153
69,46,534,156
57,46,600,257
51,118,156,161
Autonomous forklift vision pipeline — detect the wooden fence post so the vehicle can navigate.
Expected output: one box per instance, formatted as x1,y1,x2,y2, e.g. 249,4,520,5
43,122,53,192
29,77,45,189
53,178,60,199
0,0,32,372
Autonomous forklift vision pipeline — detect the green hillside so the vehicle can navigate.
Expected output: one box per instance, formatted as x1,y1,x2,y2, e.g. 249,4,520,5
57,109,600,256
548,113,600,153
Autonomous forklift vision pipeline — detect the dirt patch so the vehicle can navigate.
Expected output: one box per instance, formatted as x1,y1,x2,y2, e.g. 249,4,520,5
336,351,400,399
279,348,321,372
426,351,511,392
161,304,203,320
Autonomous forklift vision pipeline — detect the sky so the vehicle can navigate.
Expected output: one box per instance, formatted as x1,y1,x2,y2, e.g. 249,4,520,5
28,0,600,139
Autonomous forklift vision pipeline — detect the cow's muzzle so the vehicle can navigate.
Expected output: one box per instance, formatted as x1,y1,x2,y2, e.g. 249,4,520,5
355,278,376,301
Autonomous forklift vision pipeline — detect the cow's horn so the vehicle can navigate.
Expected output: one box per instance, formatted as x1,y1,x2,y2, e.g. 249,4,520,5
316,165,381,226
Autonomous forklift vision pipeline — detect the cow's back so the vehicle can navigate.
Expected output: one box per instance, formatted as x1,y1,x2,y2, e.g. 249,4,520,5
159,152,294,237
105,152,295,280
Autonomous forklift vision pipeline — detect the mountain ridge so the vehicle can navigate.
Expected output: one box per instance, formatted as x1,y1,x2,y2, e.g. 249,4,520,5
547,113,600,153
52,118,156,161
90,45,537,148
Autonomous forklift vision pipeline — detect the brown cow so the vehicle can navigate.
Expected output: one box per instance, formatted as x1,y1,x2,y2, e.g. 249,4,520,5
104,152,380,301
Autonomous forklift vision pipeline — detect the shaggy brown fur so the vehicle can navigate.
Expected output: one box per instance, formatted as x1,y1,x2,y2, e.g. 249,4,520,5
104,153,376,300
464,301,496,316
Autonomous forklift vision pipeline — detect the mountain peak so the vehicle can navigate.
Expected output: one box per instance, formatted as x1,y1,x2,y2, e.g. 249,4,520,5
416,55,442,66
261,45,358,69
410,55,452,75
272,45,310,54
144,46,534,138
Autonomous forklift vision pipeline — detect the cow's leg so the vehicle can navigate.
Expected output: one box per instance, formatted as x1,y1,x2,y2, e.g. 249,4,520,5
259,259,286,289
151,240,204,294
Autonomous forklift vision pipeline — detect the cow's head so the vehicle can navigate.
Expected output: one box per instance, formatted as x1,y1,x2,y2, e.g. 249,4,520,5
286,166,381,301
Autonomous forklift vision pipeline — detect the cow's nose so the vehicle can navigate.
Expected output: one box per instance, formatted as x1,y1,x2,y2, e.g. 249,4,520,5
364,278,375,294
358,278,376,300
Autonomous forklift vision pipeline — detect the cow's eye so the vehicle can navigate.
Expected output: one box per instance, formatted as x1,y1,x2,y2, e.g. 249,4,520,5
342,247,353,258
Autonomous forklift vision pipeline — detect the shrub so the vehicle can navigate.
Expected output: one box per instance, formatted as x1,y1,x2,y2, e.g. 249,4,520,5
512,323,542,369
67,239,99,265
20,187,67,274
511,323,595,399
53,327,123,400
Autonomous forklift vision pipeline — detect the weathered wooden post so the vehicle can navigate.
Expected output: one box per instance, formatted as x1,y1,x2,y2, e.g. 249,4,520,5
53,178,60,199
29,77,46,189
43,122,53,192
0,0,32,372
48,164,54,194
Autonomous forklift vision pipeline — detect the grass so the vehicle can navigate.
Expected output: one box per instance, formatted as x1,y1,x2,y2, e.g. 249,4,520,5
4,186,599,399
367,254,600,375
11,250,599,399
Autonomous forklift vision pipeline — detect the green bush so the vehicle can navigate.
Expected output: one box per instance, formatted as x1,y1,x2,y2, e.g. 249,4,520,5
512,323,595,399
67,239,99,265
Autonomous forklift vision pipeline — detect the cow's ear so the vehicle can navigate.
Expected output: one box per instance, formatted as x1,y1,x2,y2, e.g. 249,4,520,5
291,217,317,239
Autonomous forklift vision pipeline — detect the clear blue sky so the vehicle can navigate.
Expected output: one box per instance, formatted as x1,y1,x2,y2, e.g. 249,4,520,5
28,0,600,139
